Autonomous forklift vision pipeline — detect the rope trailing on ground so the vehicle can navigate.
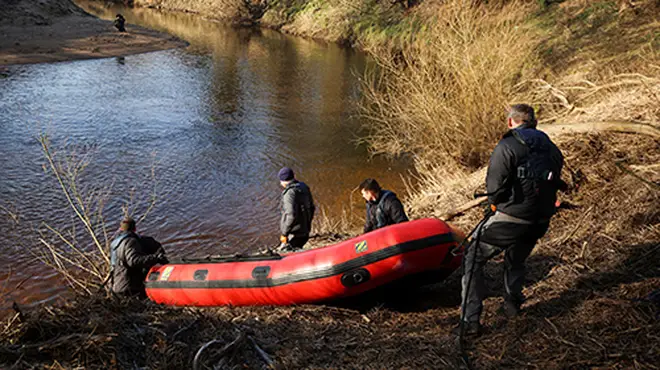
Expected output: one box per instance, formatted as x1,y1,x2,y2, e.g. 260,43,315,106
191,329,277,369
192,331,246,370
457,213,492,370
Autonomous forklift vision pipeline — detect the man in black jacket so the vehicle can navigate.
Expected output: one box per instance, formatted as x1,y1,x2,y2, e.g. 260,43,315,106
454,104,564,336
114,14,126,32
278,167,315,251
359,178,409,233
111,218,167,298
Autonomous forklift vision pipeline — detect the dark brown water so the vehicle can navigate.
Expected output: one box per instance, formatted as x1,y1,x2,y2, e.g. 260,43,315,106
0,2,412,308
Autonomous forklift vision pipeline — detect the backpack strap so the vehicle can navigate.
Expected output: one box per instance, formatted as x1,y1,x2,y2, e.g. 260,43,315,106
375,191,394,228
110,233,132,268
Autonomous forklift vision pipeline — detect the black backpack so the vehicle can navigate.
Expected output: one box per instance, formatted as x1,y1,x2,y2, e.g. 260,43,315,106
511,128,565,199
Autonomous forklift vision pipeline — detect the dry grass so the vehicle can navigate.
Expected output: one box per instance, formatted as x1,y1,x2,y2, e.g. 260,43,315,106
131,0,261,24
517,0,660,126
359,0,658,175
307,203,362,249
311,205,360,236
361,0,539,169
512,0,659,127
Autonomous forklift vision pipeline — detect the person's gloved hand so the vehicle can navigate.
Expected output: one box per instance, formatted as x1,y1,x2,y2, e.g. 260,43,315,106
156,253,169,265
280,235,288,244
557,179,569,192
483,204,496,218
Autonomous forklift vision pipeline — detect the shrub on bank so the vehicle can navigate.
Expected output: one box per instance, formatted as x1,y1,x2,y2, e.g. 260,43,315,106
361,0,539,170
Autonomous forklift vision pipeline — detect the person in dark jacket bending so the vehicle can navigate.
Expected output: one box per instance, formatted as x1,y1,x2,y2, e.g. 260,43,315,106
454,104,564,336
111,218,167,298
278,167,315,251
114,14,126,32
359,178,408,233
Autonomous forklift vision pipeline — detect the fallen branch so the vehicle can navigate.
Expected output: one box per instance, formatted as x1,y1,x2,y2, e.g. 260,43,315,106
438,196,487,221
541,121,660,139
614,161,660,189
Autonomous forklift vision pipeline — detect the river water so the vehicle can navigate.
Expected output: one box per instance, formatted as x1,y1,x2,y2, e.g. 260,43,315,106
0,2,412,308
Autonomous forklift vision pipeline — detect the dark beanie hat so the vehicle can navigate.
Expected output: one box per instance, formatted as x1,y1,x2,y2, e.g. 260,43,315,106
278,167,294,181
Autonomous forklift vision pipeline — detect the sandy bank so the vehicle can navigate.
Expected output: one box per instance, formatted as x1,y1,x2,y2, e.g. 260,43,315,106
0,0,187,66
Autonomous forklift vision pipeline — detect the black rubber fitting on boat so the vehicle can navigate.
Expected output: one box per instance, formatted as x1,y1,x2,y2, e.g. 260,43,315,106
341,268,371,287
252,266,271,279
193,270,208,281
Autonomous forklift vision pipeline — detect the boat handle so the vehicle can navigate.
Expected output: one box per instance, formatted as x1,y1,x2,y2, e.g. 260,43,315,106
252,266,271,279
341,268,371,288
193,270,208,281
147,271,160,281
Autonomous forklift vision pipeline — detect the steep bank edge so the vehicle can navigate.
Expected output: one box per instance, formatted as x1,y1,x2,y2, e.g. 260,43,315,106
106,0,413,47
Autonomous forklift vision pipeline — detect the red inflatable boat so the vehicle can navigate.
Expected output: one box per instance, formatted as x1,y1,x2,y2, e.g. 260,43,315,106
145,218,463,306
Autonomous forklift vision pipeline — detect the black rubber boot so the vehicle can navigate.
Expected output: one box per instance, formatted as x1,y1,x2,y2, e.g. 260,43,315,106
451,321,482,337
499,299,521,319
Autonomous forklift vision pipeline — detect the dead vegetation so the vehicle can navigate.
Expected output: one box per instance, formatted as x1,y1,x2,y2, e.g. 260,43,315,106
360,0,658,241
360,0,659,171
35,135,112,294
1,1,658,368
128,0,269,25
30,135,161,296
2,132,657,369
519,73,660,126
361,0,539,169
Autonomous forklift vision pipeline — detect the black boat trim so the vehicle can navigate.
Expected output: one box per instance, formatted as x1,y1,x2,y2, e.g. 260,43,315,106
146,233,455,290
173,253,283,264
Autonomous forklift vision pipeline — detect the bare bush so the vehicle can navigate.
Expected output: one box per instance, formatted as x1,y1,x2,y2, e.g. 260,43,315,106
35,134,159,295
361,0,538,170
133,0,258,23
312,205,360,236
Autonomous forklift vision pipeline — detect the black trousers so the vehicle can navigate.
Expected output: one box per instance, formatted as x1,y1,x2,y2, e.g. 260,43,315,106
460,212,549,323
287,234,309,251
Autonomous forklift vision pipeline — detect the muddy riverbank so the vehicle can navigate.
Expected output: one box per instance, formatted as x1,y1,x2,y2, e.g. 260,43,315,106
0,0,187,66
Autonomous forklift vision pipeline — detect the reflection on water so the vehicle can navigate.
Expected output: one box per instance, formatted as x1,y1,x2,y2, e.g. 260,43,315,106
0,1,413,308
